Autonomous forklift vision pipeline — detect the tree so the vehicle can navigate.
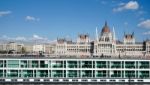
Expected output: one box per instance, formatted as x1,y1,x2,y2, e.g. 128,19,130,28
21,47,26,54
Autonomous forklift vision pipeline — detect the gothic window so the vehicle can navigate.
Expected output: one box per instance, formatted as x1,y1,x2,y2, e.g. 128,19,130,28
105,37,110,42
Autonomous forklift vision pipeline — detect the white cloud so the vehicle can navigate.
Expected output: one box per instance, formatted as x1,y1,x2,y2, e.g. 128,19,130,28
33,34,43,40
138,19,150,29
31,34,55,43
0,11,11,17
1,35,26,41
0,34,53,43
113,1,139,12
25,16,40,22
118,2,125,6
0,35,58,44
1,35,10,40
15,37,26,41
124,1,139,9
143,31,150,35
32,34,48,41
49,39,57,44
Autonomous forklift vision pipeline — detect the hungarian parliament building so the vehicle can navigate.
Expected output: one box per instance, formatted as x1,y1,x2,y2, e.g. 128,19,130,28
0,22,150,58
0,22,150,83
55,22,150,58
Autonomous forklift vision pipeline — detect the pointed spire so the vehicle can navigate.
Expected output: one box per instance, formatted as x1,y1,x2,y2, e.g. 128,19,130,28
96,27,98,41
105,21,107,26
124,32,126,37
132,32,134,36
113,26,116,41
131,32,134,38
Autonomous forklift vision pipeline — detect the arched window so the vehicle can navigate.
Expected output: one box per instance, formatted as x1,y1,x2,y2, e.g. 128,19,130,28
105,37,110,42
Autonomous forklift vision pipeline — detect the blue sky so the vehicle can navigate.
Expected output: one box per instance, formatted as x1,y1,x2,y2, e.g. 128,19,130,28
0,0,150,42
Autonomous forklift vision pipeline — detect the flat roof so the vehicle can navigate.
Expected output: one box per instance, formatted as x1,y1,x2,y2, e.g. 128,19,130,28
0,55,149,60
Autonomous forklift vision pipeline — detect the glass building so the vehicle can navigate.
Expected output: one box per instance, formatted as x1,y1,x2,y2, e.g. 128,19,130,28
0,57,150,83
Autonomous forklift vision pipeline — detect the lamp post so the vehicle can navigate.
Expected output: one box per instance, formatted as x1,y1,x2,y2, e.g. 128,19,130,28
128,75,131,85
128,72,132,85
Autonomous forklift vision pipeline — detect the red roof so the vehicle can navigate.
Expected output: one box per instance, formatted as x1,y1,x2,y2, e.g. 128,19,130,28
101,22,110,33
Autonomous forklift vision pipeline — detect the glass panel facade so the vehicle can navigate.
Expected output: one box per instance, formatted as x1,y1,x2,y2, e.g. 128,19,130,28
0,60,3,67
68,61,78,68
0,59,149,79
139,71,149,78
96,70,107,77
20,60,27,68
82,61,92,68
36,70,48,77
7,60,19,68
125,61,135,68
7,70,18,77
139,61,149,69
52,70,63,78
67,70,78,77
22,70,33,77
32,60,39,68
82,70,92,77
125,71,135,78
111,71,121,78
40,60,48,68
52,61,63,68
111,61,121,68
96,61,107,68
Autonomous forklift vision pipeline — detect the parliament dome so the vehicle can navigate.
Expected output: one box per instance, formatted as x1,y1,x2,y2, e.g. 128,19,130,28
101,22,110,33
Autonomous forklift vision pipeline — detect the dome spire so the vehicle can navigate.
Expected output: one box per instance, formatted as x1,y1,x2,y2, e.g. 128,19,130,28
101,21,110,33
105,21,107,26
